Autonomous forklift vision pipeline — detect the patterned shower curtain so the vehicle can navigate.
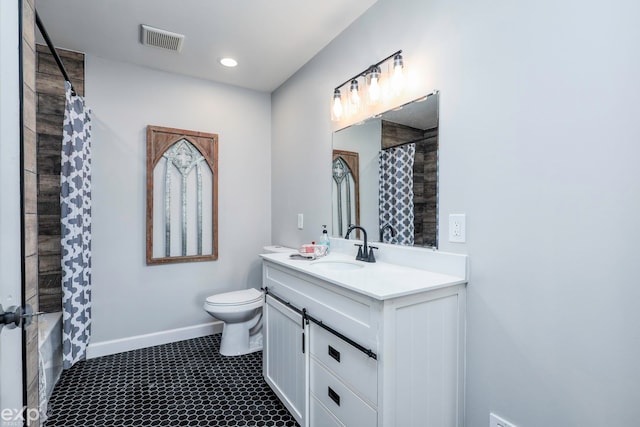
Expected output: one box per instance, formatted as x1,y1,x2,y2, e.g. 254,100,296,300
378,144,415,245
60,81,92,369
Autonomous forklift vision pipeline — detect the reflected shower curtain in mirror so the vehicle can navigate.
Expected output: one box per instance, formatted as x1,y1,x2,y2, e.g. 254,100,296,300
60,81,92,369
378,144,415,245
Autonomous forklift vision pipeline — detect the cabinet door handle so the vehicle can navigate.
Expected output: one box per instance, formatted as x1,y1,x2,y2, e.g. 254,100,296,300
328,387,341,407
328,345,341,362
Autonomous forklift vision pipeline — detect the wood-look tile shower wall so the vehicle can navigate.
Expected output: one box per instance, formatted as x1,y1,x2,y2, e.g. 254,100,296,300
36,44,85,313
22,0,39,423
381,120,438,247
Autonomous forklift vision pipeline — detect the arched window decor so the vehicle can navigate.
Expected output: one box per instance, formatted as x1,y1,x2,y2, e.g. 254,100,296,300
146,125,218,264
332,150,360,237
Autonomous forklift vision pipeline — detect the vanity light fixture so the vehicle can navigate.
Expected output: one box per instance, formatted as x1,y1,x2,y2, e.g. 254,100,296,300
331,50,405,121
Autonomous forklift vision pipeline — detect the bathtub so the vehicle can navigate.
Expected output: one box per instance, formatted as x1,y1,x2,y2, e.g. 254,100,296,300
38,312,62,421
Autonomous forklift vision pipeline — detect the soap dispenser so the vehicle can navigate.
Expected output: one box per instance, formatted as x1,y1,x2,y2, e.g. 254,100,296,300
320,225,330,254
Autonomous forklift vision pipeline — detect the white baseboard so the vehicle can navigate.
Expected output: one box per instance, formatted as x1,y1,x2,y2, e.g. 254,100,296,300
86,321,224,359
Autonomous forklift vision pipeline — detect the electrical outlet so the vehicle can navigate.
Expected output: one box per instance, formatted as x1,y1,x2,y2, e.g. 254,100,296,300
490,413,517,427
448,213,466,243
297,213,304,230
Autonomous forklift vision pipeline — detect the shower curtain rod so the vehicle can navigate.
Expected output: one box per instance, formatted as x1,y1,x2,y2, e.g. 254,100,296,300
35,11,77,95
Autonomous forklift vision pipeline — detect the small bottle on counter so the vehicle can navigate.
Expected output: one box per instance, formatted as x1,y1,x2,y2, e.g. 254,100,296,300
319,225,330,254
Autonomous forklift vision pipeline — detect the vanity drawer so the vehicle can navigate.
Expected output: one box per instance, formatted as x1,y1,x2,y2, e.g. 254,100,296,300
310,359,377,427
310,323,377,405
310,395,344,427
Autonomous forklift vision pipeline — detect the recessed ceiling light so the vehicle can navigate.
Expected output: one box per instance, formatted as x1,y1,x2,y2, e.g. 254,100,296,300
220,57,238,67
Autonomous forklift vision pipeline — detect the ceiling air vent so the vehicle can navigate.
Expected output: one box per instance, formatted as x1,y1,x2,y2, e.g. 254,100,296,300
141,25,185,53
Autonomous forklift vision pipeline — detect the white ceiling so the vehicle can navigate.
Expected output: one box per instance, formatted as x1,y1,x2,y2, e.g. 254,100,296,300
35,0,378,92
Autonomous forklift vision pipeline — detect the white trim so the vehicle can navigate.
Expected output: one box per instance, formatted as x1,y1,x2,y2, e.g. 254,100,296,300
0,0,24,414
86,321,223,359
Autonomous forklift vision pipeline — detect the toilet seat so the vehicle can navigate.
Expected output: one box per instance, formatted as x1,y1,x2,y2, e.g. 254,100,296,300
205,288,263,306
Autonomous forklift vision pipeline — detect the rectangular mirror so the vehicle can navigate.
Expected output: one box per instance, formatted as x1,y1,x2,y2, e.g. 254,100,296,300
331,91,439,247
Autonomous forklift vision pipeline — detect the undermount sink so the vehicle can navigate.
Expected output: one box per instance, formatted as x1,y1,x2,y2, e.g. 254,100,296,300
310,260,365,271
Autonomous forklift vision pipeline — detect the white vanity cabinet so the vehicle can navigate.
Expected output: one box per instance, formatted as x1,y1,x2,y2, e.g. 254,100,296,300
262,251,467,427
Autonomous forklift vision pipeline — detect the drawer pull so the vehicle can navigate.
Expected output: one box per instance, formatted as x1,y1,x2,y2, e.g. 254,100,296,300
328,387,341,406
328,345,341,362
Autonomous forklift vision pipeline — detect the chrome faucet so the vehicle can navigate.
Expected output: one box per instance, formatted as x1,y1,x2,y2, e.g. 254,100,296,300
379,224,396,243
345,224,377,263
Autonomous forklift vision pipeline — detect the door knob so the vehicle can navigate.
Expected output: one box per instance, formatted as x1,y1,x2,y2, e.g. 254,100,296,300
0,304,43,331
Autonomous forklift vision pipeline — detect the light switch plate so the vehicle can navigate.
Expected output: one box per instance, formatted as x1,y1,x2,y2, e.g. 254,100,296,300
490,413,517,427
449,213,466,243
297,213,304,230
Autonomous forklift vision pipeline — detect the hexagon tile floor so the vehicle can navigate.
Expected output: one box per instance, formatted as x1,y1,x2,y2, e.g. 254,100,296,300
43,334,299,427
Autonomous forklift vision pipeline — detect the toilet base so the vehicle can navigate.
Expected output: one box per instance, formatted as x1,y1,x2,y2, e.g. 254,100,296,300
219,322,263,356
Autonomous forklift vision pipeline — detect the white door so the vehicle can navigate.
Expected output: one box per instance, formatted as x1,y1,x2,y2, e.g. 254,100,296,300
0,0,25,425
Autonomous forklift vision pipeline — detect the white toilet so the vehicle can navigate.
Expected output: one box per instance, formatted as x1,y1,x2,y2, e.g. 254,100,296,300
204,288,264,356
203,245,294,356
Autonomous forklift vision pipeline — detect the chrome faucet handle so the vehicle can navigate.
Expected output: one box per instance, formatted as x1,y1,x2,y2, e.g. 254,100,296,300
367,246,378,263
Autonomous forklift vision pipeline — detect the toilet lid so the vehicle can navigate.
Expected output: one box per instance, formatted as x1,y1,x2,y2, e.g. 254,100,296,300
205,288,263,306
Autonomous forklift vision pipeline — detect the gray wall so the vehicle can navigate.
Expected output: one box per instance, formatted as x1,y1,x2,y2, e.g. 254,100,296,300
272,0,640,425
86,56,272,345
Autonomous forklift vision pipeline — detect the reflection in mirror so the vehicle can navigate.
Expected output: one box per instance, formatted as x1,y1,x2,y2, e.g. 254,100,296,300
331,92,439,247
332,150,360,237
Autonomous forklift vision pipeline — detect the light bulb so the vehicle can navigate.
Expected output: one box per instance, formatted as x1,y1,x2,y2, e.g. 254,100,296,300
367,66,381,104
391,53,404,95
369,77,380,103
332,89,343,121
349,79,360,113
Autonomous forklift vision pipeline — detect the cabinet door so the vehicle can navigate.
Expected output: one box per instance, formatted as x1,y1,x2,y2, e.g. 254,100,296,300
264,295,307,426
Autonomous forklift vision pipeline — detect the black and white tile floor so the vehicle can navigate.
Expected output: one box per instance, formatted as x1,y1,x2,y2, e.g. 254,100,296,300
44,334,299,427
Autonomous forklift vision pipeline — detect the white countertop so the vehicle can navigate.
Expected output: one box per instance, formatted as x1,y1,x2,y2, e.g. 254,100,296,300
260,251,467,300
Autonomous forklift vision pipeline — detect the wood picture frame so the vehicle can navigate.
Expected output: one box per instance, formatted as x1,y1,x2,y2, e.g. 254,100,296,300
146,125,218,265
